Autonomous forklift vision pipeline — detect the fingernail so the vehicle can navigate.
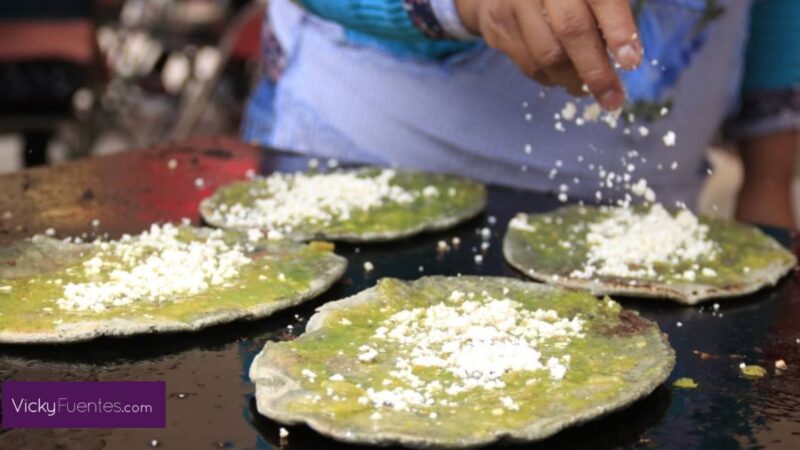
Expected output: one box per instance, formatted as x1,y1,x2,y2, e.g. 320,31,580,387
616,43,641,70
598,89,623,110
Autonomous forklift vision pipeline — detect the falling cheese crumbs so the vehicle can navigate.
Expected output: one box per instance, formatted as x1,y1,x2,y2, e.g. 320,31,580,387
55,224,252,312
358,290,584,413
569,205,717,280
208,170,416,232
663,131,676,147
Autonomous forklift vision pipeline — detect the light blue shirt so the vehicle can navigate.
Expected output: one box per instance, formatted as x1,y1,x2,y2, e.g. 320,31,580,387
244,0,754,208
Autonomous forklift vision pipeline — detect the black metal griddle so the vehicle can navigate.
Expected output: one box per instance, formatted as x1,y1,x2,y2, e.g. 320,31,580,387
0,137,798,450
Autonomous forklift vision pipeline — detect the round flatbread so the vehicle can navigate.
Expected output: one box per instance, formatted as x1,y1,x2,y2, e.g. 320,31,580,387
250,276,675,448
503,205,797,305
199,168,487,242
0,225,347,344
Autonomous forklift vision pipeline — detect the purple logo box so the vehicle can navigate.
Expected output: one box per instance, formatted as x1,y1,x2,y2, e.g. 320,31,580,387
2,381,166,429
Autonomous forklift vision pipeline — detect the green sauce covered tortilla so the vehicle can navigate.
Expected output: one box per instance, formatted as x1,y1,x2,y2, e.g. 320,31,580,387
200,168,487,242
503,205,796,304
0,226,346,344
250,276,674,448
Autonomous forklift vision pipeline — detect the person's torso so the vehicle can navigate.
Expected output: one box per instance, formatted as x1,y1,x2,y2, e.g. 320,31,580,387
260,0,753,207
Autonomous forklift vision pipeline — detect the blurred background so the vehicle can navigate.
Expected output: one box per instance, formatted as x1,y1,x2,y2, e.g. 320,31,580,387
0,0,796,222
0,0,264,167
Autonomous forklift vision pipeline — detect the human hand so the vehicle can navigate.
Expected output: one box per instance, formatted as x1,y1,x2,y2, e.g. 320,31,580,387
455,0,642,110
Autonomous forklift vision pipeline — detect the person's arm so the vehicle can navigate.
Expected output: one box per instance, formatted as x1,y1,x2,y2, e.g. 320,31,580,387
455,0,641,109
299,0,643,109
736,130,798,228
731,0,800,228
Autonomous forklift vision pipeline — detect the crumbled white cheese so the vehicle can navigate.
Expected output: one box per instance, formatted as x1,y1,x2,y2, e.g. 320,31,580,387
266,230,284,241
500,396,520,411
45,228,55,236
701,267,717,277
561,102,577,121
246,228,264,243
663,131,676,147
279,427,289,439
583,103,601,122
364,261,375,273
167,159,178,170
301,369,317,381
329,374,345,381
208,170,415,232
358,346,379,362
422,186,440,197
361,291,584,413
571,205,717,280
638,126,650,137
55,224,252,312
474,254,483,265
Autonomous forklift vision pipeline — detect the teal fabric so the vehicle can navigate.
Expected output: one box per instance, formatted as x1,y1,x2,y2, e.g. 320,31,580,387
299,0,472,58
345,29,474,59
300,0,422,40
743,0,800,91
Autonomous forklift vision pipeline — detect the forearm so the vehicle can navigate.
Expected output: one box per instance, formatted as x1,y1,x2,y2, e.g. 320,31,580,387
736,130,798,229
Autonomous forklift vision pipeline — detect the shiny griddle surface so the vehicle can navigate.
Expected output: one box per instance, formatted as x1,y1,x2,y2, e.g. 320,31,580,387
0,137,799,450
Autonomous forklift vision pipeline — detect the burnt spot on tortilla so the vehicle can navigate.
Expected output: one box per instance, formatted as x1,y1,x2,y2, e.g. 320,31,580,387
609,310,654,336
